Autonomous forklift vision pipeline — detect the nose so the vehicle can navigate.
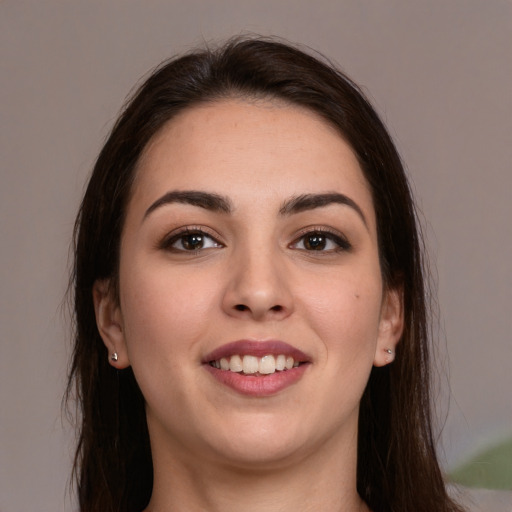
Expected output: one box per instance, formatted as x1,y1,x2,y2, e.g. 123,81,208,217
221,247,294,321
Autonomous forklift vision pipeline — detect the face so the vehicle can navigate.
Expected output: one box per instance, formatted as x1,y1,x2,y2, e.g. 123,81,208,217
94,99,402,470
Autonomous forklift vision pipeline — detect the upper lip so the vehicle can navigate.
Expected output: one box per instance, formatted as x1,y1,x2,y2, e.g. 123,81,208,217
202,340,310,363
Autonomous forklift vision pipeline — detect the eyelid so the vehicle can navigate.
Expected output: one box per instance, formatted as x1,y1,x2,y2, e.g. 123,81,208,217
289,226,352,252
158,225,224,251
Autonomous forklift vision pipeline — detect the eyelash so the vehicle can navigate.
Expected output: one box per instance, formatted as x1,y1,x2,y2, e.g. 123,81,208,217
159,226,351,254
290,227,352,253
159,226,223,253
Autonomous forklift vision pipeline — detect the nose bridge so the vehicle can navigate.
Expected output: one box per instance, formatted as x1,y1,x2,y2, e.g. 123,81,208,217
223,235,292,320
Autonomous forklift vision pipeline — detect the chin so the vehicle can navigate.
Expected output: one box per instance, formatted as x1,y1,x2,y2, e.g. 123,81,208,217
197,412,328,470
210,436,310,471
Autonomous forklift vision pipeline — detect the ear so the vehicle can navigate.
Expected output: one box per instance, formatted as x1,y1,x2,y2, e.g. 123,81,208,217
373,285,404,367
92,279,130,369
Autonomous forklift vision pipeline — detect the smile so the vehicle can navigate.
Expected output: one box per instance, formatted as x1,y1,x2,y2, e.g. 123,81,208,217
203,340,310,396
209,354,300,375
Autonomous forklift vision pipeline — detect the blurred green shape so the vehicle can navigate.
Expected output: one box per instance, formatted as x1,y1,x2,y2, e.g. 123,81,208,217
449,437,512,490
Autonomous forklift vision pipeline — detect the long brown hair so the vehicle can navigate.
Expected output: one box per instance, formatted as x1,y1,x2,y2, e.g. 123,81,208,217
68,37,464,512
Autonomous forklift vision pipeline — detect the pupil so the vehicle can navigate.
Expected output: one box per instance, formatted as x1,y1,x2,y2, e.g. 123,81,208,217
183,233,203,250
306,234,326,250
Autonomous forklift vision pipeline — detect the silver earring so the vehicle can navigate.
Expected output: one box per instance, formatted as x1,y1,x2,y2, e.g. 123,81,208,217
110,352,118,362
385,349,393,355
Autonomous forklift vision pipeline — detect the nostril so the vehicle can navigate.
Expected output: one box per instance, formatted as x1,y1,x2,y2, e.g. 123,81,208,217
232,303,285,315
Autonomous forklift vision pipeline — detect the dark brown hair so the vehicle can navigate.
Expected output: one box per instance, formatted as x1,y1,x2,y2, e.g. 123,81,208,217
68,37,463,512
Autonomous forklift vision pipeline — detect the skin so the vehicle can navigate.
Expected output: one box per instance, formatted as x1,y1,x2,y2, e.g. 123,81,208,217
94,99,403,512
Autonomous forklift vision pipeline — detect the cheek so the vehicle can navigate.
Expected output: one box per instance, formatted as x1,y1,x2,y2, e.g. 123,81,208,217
118,264,224,428
297,267,383,356
287,268,383,437
119,264,220,366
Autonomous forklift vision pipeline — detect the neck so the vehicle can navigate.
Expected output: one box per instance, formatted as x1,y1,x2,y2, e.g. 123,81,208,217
144,421,369,512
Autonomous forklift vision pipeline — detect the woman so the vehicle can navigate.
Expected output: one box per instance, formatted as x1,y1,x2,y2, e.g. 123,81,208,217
68,37,464,512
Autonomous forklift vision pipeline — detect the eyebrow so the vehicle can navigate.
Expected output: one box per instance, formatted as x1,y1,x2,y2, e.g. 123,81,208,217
143,190,232,220
279,193,368,228
143,190,368,228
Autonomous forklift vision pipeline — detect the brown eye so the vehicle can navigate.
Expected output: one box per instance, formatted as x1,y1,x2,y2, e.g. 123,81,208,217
291,230,351,252
165,230,222,252
304,234,327,251
181,233,206,250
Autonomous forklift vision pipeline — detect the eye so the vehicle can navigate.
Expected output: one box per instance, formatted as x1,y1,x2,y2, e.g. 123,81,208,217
291,230,351,252
163,229,222,252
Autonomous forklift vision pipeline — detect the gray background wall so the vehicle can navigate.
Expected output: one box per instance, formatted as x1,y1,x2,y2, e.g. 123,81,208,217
1,1,511,511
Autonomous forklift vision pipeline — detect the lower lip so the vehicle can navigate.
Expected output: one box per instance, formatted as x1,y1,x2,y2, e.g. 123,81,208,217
204,364,309,397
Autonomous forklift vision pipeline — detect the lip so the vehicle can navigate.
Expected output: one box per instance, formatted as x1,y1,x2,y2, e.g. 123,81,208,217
202,340,309,363
202,340,311,397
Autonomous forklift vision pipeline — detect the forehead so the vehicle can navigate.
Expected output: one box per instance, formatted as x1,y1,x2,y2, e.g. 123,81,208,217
131,98,374,222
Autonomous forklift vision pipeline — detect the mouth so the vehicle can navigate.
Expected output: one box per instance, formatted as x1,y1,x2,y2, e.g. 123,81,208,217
208,354,301,375
202,340,310,396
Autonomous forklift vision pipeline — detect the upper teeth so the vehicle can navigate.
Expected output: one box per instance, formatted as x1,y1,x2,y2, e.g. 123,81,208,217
211,354,300,375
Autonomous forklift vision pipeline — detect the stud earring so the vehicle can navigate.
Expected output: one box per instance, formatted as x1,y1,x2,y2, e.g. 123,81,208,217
384,348,395,364
110,352,118,362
